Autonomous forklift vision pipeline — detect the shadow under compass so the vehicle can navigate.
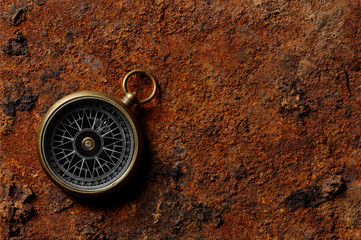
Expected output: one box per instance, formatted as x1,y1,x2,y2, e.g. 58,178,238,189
72,136,152,208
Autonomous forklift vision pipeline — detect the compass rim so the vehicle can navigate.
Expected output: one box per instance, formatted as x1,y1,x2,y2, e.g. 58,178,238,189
37,91,142,197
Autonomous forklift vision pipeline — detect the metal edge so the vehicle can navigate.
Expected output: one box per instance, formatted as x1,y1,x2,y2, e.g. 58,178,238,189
37,91,142,197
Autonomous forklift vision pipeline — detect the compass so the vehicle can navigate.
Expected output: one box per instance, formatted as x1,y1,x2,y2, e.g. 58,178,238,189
37,70,157,196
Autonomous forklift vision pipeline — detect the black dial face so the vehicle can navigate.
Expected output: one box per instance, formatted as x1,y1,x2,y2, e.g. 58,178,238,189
41,98,135,192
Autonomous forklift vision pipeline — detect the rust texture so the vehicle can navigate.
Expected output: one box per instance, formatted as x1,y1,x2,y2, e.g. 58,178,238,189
1,0,361,239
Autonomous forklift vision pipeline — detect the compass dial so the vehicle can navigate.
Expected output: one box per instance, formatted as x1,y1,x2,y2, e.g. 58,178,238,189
39,95,138,193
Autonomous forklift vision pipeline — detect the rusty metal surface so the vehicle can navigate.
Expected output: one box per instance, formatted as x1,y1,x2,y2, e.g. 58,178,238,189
1,0,361,239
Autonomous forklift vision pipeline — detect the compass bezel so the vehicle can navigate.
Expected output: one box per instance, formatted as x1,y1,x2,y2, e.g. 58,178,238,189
37,91,142,196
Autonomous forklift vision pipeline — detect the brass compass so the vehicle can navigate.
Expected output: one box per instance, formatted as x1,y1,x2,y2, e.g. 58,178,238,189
37,70,157,196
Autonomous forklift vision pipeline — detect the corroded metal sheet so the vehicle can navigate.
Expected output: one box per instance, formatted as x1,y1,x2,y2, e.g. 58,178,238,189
1,0,361,239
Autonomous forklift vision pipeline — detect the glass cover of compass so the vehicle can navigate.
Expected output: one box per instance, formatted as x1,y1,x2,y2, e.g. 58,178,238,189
37,91,141,196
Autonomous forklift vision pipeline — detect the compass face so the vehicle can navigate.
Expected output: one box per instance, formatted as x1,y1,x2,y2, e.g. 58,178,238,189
39,95,138,193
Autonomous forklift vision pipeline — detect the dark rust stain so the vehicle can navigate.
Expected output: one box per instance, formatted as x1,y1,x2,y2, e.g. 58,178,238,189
284,175,345,210
1,31,29,56
0,1,31,26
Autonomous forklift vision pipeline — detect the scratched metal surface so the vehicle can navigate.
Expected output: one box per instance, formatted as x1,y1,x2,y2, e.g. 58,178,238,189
1,0,361,239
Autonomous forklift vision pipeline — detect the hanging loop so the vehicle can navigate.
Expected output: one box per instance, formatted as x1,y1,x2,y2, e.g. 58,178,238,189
122,69,157,105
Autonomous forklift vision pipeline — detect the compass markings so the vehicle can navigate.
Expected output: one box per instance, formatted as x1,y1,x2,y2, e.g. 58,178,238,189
71,166,77,175
54,143,73,152
63,116,71,124
100,150,117,165
98,112,106,122
97,112,105,123
61,151,75,169
101,116,111,125
70,157,83,176
92,110,98,129
112,133,122,138
54,134,74,142
104,147,122,158
53,140,66,144
60,122,76,138
70,112,81,130
95,157,106,173
85,159,95,178
103,121,116,131
46,101,134,186
58,151,75,161
102,127,119,137
103,137,122,147
66,153,82,171
79,158,85,177
82,110,92,129
80,110,85,129
97,155,116,166
55,128,66,135
61,121,80,135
